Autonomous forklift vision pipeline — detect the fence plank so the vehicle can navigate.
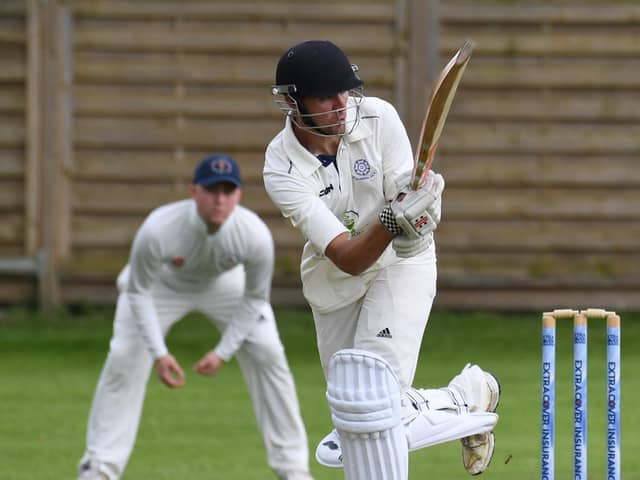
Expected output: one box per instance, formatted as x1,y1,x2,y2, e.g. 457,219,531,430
435,288,638,312
0,115,24,145
0,86,24,113
74,52,395,87
74,117,281,149
452,89,640,121
440,121,640,154
443,187,640,220
0,213,23,244
0,280,36,303
437,155,640,187
0,17,24,45
73,22,396,54
437,220,640,253
71,1,394,22
463,58,640,89
74,85,280,118
442,28,640,56
441,4,640,24
73,149,268,182
0,149,24,176
0,56,25,82
438,252,640,284
0,180,23,209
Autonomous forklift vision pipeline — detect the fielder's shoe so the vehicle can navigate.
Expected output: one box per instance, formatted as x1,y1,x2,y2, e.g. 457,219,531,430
78,458,115,480
78,461,109,480
459,367,501,475
275,469,315,480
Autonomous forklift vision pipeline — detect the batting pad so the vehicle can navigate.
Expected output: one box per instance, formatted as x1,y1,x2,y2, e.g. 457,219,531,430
326,349,408,480
316,386,499,469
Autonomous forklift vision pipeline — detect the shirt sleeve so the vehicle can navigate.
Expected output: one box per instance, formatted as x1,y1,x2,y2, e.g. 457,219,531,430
212,219,275,361
264,160,348,254
126,224,169,360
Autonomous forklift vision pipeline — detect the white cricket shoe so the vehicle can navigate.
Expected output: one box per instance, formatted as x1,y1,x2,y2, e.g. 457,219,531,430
457,366,501,475
462,431,495,475
315,429,342,468
275,469,315,480
78,466,108,480
78,459,111,480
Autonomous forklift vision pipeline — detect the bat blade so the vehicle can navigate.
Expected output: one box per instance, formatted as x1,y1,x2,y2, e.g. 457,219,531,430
411,39,475,190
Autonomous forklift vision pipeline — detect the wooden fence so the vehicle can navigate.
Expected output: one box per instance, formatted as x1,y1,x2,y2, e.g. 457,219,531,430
1,0,639,311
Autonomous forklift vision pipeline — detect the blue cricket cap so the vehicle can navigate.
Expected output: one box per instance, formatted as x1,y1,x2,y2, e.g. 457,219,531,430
192,153,242,188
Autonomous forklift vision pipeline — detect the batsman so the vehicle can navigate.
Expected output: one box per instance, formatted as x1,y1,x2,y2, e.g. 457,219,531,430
264,40,501,479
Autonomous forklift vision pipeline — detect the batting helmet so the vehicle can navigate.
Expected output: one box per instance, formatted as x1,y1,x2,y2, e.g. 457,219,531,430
274,40,363,97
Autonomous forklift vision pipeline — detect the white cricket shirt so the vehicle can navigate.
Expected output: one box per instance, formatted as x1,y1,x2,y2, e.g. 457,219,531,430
124,199,274,360
264,96,435,313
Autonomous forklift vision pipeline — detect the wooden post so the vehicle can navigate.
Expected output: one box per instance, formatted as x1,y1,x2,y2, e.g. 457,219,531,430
40,0,60,308
26,0,57,308
25,0,73,308
54,3,73,262
173,14,187,193
26,0,42,258
406,0,440,148
393,0,408,120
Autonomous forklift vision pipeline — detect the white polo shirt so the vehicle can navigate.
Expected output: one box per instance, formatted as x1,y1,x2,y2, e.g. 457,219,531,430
124,199,274,360
264,96,435,313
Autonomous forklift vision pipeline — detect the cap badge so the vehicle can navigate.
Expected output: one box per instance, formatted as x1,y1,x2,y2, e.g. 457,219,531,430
210,158,232,174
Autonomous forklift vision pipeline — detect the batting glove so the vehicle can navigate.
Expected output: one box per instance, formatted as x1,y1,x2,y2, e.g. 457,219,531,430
379,171,444,238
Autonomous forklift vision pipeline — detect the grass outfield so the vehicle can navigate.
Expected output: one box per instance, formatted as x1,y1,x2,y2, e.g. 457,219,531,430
0,306,638,479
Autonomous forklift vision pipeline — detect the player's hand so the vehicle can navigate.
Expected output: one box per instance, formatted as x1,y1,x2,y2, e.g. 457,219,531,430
194,351,225,377
380,171,444,238
155,354,185,388
392,234,433,258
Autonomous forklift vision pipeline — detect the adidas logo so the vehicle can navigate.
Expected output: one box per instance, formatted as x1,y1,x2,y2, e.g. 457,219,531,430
376,327,392,338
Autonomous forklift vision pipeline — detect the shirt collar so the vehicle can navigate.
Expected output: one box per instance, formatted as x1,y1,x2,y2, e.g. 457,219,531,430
344,97,371,142
282,97,372,177
188,200,209,235
282,116,320,177
188,200,237,237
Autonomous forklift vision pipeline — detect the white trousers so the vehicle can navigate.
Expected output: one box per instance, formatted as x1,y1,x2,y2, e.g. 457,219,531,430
312,256,437,389
80,266,310,479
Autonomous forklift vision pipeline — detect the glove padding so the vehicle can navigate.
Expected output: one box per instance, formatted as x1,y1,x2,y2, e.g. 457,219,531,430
389,171,444,238
392,234,433,258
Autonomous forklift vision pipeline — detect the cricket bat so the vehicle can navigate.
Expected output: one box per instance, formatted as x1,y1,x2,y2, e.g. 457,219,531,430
411,39,475,190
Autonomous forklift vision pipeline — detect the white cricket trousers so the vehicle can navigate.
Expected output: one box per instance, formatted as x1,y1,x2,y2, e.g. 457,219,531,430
312,254,437,389
80,265,310,479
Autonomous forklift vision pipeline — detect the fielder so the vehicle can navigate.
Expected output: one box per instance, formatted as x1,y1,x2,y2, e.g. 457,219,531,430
77,153,314,480
264,40,500,479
